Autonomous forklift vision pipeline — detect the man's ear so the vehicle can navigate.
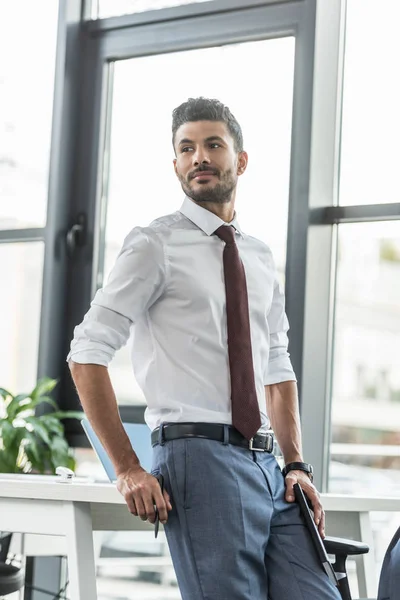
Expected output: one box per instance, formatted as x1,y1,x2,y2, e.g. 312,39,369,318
237,151,248,175
173,158,178,176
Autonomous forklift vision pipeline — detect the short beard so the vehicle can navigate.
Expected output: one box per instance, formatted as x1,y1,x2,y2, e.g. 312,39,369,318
178,169,237,205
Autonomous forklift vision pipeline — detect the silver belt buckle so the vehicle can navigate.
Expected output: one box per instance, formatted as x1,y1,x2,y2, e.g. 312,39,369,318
249,434,274,452
249,436,265,452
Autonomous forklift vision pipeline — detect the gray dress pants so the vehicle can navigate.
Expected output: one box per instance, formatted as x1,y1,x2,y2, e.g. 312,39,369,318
151,426,342,600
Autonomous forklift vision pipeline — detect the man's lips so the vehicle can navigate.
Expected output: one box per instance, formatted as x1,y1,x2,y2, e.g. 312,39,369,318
192,171,217,179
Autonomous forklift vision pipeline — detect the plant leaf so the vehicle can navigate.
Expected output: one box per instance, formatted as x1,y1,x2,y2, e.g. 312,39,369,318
23,432,44,469
0,420,18,448
30,378,58,401
8,395,59,420
0,388,13,401
24,443,50,474
38,415,64,436
49,436,71,471
0,449,20,473
0,421,25,450
6,394,32,420
66,454,76,471
24,418,51,447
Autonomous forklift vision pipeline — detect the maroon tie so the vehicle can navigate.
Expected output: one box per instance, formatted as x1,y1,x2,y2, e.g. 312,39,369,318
214,224,261,440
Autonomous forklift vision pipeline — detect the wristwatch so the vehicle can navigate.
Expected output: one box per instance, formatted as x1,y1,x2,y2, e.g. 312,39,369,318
282,461,314,483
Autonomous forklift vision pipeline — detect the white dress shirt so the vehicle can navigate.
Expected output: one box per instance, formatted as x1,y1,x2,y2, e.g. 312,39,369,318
67,195,296,433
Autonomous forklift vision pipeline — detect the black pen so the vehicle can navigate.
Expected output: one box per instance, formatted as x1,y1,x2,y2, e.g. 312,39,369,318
154,473,164,538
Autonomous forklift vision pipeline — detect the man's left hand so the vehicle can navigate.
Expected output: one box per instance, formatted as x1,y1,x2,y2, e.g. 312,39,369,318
284,470,325,538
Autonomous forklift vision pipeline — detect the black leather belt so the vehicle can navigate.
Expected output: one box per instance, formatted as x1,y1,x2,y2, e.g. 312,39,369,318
151,422,274,453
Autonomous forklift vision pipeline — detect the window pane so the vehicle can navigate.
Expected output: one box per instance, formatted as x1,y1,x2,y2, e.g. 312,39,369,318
329,221,400,589
0,1,59,229
96,0,211,19
99,38,295,405
339,0,400,205
329,221,400,497
0,243,44,395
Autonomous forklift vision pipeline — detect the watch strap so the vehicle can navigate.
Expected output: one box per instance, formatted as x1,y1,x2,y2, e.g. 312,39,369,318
282,461,314,482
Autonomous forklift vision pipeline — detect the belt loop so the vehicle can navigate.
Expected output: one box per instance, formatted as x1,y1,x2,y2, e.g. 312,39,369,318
158,423,165,446
223,425,229,445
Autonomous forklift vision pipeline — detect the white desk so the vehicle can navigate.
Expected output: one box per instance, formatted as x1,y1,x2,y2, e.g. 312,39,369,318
0,474,399,599
0,474,154,600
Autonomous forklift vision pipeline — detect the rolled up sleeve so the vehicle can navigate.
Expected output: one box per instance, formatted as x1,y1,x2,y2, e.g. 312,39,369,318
264,273,297,385
67,226,167,366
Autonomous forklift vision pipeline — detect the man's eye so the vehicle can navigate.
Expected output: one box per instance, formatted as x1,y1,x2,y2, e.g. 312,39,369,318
181,147,193,153
210,143,220,148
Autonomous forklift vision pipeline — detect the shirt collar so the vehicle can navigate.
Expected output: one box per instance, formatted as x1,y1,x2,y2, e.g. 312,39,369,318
178,195,245,239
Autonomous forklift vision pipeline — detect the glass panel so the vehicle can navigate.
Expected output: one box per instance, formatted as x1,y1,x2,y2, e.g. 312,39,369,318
339,0,400,205
0,243,44,395
329,222,400,589
100,38,295,406
96,0,211,19
329,221,400,493
0,1,59,229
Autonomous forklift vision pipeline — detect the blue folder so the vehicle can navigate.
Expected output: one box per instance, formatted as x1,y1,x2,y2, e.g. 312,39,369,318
81,418,153,481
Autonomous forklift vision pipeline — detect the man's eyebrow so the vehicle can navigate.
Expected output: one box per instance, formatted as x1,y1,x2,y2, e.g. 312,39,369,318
178,135,226,146
204,136,226,144
178,138,194,146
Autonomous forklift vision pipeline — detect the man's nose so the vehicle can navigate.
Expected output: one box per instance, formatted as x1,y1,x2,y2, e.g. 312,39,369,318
193,148,210,165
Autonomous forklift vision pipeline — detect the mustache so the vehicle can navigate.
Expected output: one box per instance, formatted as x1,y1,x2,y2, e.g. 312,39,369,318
189,166,219,179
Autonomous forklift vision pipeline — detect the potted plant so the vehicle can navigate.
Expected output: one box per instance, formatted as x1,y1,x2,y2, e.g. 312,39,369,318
0,377,83,474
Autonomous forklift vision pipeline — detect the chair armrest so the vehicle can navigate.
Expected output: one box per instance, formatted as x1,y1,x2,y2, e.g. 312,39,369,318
323,535,369,556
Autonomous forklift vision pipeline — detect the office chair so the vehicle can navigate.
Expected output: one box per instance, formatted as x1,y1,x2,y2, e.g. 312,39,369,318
0,532,25,597
323,535,369,600
323,525,400,600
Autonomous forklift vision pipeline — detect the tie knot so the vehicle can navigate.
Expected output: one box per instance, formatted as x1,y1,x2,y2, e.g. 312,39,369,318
213,225,236,246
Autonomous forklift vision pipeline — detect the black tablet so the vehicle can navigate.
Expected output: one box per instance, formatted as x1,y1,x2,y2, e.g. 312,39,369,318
293,483,339,587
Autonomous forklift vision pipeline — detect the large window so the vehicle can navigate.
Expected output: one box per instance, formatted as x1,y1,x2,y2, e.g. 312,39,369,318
339,0,400,206
329,222,400,496
98,38,295,406
0,243,45,394
0,1,59,397
0,1,59,229
322,1,400,590
327,0,400,496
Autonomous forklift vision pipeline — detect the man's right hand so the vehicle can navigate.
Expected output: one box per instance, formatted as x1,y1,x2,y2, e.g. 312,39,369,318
116,466,172,525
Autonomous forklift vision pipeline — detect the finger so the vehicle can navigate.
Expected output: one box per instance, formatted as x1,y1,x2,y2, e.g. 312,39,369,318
163,489,173,512
153,486,168,524
134,495,148,521
284,475,296,502
124,492,138,516
142,490,157,524
307,493,325,536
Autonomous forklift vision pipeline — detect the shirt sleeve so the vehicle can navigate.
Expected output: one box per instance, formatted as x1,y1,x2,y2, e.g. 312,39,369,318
66,226,167,367
263,268,297,386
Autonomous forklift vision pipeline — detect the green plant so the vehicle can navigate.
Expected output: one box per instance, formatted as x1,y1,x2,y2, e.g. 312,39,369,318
0,377,83,474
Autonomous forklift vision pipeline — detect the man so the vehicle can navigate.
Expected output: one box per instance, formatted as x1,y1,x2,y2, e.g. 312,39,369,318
68,97,341,599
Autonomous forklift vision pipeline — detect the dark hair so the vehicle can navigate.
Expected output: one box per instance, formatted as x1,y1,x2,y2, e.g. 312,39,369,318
172,97,243,152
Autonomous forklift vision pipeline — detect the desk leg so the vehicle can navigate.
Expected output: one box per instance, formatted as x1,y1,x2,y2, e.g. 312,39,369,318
63,501,97,600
